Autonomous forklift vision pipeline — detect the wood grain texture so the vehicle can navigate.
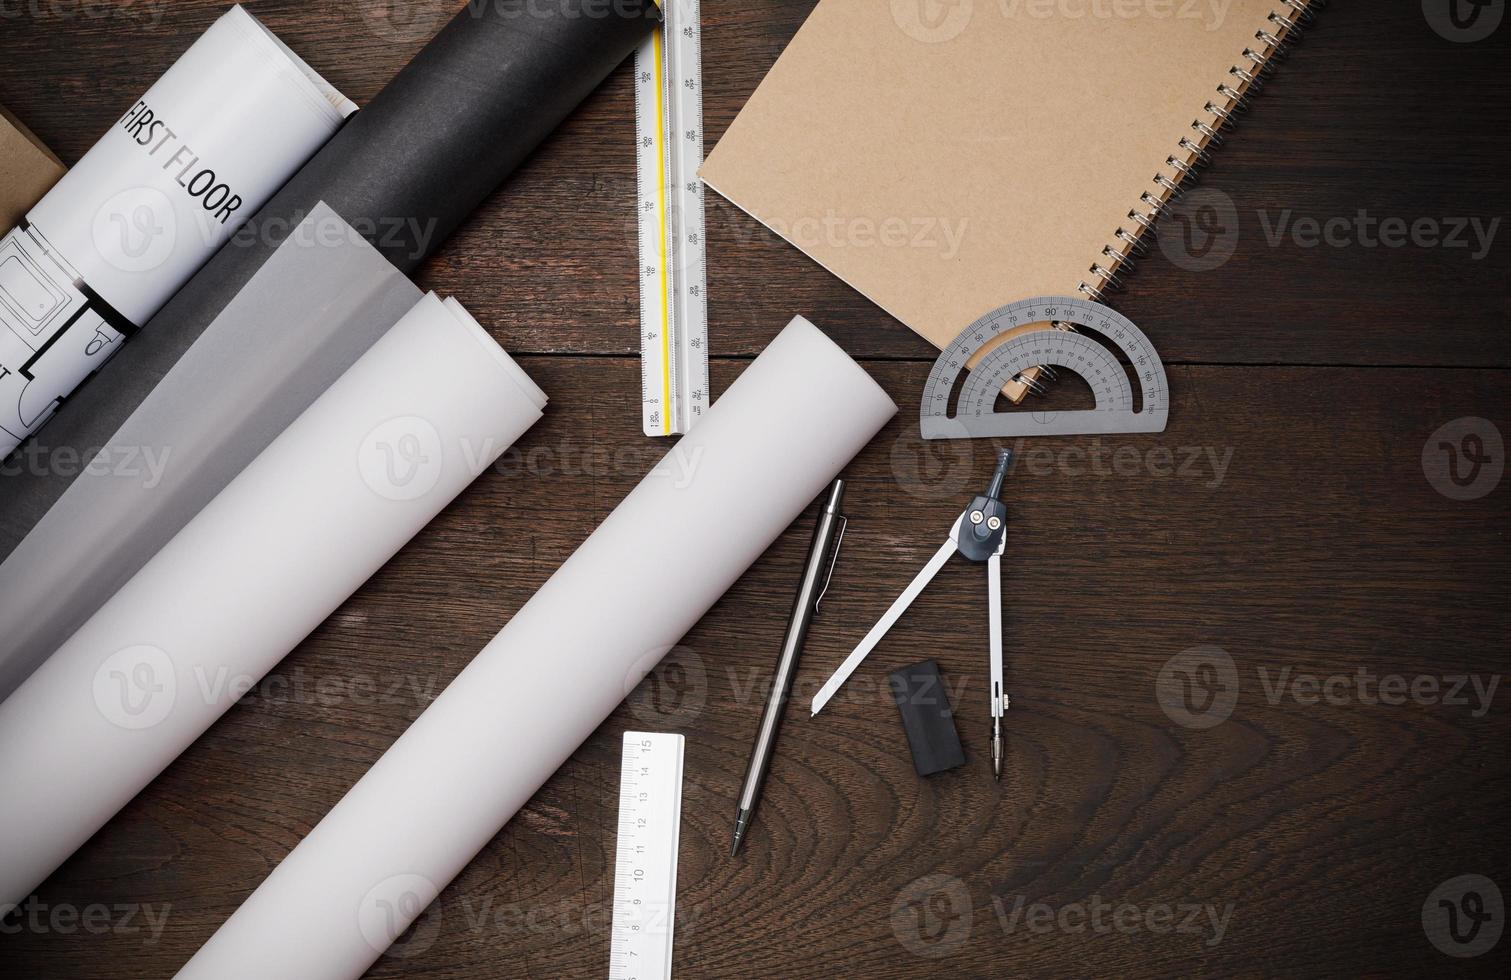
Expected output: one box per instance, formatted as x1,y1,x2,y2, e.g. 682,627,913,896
2,1,1509,978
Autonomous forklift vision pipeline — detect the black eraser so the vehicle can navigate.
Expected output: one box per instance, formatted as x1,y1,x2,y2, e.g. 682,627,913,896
889,660,966,776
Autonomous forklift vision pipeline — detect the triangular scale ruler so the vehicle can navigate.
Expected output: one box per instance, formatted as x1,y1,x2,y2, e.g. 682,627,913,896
633,0,709,437
921,296,1170,440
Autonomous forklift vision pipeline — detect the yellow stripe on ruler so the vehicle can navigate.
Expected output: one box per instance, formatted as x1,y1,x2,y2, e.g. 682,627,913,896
653,28,671,436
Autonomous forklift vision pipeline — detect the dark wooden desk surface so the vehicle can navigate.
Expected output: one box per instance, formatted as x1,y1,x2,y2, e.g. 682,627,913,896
3,1,1509,977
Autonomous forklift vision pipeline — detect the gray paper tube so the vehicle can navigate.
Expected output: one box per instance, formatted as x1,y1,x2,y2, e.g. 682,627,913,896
176,319,898,979
0,205,421,702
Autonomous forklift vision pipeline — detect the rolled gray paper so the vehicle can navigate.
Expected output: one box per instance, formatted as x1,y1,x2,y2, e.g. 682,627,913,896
175,318,898,979
0,291,548,912
0,0,659,559
0,205,421,702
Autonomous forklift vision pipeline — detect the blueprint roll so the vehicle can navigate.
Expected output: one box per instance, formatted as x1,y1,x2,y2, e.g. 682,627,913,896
0,0,659,554
0,292,547,913
175,318,897,980
0,5,353,458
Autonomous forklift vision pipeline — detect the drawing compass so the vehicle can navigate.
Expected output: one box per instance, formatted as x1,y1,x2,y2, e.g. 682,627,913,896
811,451,1014,781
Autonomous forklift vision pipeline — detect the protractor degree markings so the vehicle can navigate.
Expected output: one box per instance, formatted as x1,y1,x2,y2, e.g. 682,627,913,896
920,295,1172,439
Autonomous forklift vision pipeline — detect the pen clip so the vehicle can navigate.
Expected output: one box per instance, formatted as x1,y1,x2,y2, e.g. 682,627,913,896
815,516,847,611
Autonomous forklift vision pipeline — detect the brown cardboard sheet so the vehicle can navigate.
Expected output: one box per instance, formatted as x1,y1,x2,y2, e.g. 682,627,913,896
0,105,64,230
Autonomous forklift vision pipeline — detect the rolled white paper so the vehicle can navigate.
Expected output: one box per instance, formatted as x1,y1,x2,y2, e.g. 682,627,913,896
0,4,354,456
176,317,897,979
0,205,424,702
0,292,547,911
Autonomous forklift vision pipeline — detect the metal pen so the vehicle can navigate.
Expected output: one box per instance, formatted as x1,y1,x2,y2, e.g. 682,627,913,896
731,478,847,856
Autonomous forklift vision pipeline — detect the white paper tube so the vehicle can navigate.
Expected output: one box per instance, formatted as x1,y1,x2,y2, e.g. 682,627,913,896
0,292,547,911
0,5,354,456
175,317,897,979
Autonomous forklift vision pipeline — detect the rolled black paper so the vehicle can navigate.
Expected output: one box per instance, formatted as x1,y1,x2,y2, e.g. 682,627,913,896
0,0,658,555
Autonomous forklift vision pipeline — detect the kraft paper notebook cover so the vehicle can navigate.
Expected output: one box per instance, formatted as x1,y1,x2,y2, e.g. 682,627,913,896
702,0,1315,357
0,105,64,231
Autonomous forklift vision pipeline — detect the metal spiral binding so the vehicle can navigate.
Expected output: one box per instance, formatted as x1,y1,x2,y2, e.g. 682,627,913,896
1014,0,1321,397
1166,155,1197,180
1114,226,1150,258
1102,0,1321,294
1216,83,1251,112
1152,172,1183,196
1178,136,1212,165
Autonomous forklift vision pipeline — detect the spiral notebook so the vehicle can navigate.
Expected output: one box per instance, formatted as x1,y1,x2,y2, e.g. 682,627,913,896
702,0,1316,368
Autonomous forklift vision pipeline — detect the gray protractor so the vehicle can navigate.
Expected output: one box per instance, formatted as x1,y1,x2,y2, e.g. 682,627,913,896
920,296,1170,440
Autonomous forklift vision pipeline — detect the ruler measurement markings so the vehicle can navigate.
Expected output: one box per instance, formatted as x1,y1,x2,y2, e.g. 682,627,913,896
634,0,709,438
608,732,684,980
653,28,672,432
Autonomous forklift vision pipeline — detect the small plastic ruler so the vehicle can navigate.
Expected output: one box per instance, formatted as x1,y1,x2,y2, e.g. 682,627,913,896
920,296,1170,440
633,0,709,437
608,732,685,980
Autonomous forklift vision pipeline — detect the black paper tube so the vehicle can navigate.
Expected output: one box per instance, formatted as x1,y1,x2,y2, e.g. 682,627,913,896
0,0,659,556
